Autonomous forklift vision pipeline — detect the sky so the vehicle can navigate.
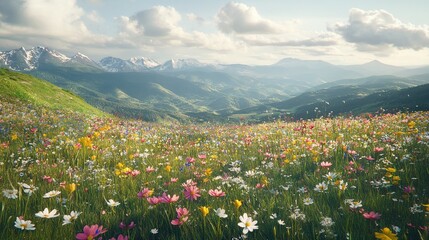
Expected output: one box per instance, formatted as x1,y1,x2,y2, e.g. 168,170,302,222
0,0,429,66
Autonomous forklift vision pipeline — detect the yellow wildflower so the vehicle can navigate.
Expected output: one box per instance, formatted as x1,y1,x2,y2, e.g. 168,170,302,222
11,133,18,141
233,199,242,209
199,206,210,217
66,183,76,194
204,168,212,177
374,227,398,240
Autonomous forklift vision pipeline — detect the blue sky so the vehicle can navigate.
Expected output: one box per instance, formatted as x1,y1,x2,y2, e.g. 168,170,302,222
1,0,428,66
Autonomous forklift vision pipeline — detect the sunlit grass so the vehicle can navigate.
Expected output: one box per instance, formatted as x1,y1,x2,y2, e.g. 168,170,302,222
0,99,428,239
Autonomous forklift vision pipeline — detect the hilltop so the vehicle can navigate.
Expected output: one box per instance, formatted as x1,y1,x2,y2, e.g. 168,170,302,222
0,68,106,116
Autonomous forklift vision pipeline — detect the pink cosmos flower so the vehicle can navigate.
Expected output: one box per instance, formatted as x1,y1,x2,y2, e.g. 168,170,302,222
208,189,226,197
362,211,382,220
145,166,155,173
374,147,384,153
366,156,375,161
43,175,53,183
131,170,140,176
186,157,195,164
160,192,180,203
403,186,415,194
171,207,189,226
137,188,153,199
183,185,201,201
198,154,206,159
181,179,197,187
109,234,128,240
146,196,161,205
320,161,332,168
119,221,136,230
75,224,107,240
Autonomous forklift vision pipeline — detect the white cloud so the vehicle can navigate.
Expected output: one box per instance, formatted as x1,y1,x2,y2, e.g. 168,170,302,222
117,5,243,52
333,8,429,51
0,0,109,47
130,5,183,37
216,2,285,34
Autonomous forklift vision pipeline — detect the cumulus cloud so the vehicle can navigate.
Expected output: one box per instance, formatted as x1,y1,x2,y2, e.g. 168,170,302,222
129,6,183,37
117,5,243,51
0,0,109,46
216,2,284,34
333,8,429,51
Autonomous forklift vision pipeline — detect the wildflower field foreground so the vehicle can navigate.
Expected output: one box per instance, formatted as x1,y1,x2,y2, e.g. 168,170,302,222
1,99,428,240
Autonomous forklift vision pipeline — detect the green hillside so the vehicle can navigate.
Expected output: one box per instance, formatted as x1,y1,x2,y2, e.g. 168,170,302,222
294,83,429,119
0,68,106,116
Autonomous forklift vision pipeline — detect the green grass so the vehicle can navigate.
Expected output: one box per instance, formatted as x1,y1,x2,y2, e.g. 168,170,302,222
0,68,106,116
0,97,428,239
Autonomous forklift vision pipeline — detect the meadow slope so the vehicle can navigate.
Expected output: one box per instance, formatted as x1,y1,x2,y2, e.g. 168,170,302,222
0,99,428,239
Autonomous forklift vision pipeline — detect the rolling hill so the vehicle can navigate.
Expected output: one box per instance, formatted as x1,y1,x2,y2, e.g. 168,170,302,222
0,68,106,116
229,74,429,122
293,83,429,119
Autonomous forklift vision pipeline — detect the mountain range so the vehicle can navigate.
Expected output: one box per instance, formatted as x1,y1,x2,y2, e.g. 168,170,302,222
1,46,429,122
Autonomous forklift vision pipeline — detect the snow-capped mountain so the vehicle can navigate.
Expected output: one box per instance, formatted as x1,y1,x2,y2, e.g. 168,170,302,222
0,46,103,71
69,52,101,69
0,46,70,71
129,57,159,69
99,56,160,72
0,46,216,73
156,58,210,71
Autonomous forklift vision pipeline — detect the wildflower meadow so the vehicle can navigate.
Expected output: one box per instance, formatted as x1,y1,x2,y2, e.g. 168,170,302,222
1,99,428,239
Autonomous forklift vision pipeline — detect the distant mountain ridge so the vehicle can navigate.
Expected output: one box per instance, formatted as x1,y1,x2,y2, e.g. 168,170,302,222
0,46,102,71
99,56,160,72
1,46,429,122
2,46,426,77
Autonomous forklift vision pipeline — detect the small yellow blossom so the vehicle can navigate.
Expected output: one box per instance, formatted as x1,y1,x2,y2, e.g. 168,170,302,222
204,168,212,177
375,227,398,240
11,133,18,141
199,206,210,217
65,183,76,194
233,199,242,209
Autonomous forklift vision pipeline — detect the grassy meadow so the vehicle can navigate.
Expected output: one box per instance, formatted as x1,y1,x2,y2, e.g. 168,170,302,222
0,98,428,239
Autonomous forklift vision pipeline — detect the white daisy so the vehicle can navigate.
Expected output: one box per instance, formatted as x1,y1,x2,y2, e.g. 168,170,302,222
43,190,61,198
238,213,258,234
106,199,120,207
35,208,60,218
62,211,81,225
14,217,36,230
2,189,18,199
